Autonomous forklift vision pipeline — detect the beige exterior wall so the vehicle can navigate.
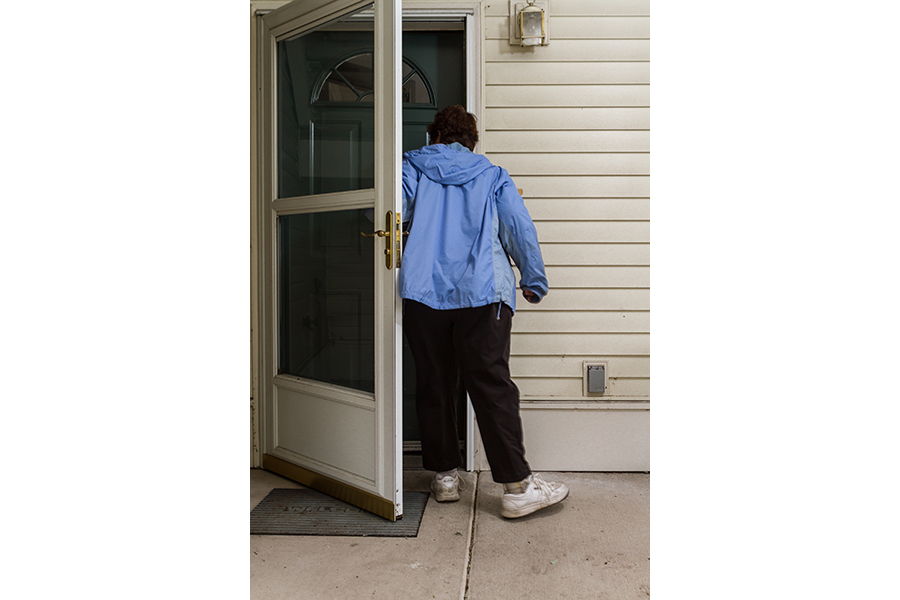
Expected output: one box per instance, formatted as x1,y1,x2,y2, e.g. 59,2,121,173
483,1,650,407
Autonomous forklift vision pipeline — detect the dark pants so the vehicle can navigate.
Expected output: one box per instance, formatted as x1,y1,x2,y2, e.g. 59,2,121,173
403,300,532,484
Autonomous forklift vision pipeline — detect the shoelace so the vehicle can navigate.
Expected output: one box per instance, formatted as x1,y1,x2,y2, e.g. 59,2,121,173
530,474,555,499
438,475,466,490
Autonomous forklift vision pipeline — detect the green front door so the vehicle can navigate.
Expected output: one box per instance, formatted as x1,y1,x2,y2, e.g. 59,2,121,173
399,30,467,450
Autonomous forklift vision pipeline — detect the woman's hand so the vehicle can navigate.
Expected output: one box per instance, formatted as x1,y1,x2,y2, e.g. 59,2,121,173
523,289,539,303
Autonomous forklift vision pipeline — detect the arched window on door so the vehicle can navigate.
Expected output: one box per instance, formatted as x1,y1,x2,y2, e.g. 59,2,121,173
311,51,436,106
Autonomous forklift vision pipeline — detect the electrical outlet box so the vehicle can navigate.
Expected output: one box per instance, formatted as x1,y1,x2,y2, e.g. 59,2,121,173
583,362,607,395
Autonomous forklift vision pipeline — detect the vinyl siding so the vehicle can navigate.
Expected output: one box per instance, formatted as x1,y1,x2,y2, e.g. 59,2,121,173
484,0,650,402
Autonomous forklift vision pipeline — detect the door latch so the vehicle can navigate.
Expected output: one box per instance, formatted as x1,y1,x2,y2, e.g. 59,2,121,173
361,211,395,270
394,211,402,269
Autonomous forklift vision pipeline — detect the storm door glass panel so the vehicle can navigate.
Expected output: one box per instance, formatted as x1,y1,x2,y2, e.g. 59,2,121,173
319,54,375,102
278,209,375,393
277,16,374,198
401,61,430,104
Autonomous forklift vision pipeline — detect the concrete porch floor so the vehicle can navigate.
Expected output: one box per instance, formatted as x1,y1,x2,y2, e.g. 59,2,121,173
251,468,649,599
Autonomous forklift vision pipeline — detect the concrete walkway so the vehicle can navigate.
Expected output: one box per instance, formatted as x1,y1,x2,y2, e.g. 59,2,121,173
251,469,649,599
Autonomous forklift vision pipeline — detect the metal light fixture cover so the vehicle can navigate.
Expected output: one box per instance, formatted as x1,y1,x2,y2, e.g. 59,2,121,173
518,1,545,46
507,1,550,47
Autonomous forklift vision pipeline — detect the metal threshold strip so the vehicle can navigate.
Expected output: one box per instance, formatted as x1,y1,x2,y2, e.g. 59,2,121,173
262,454,398,521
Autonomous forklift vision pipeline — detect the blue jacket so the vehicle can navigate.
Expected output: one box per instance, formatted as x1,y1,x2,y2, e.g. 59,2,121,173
399,143,548,312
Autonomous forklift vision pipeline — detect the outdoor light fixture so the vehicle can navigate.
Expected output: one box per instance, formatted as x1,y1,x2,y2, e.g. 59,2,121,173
509,1,550,47
519,1,544,46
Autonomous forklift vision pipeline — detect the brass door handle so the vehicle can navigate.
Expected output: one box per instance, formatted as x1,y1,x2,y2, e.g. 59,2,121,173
361,212,396,269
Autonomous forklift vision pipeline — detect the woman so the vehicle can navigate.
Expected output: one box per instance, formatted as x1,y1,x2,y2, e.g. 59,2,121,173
400,105,569,519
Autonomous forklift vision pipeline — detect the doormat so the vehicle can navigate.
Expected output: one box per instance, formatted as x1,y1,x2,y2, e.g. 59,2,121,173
250,488,429,537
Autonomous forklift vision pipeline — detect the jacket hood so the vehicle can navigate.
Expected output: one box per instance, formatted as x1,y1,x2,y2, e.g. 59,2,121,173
403,144,494,185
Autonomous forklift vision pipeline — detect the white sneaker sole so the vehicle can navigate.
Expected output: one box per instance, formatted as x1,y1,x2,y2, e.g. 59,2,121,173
431,479,462,502
500,487,570,519
432,489,460,502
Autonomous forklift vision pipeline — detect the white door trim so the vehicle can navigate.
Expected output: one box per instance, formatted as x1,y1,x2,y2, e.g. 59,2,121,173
395,2,484,471
373,0,404,509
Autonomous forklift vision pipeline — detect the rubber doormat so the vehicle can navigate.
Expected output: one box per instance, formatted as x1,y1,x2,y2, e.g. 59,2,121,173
250,488,429,537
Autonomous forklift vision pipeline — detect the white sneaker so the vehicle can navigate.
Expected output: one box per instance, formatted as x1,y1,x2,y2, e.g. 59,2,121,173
500,474,569,519
431,473,467,502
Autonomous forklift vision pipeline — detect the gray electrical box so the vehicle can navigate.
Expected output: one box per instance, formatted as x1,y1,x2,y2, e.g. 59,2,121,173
587,364,606,394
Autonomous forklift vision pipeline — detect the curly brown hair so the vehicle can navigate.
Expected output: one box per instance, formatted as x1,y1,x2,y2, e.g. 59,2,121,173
427,105,479,151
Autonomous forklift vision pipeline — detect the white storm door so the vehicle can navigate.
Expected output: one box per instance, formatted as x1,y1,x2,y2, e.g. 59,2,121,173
258,0,403,520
